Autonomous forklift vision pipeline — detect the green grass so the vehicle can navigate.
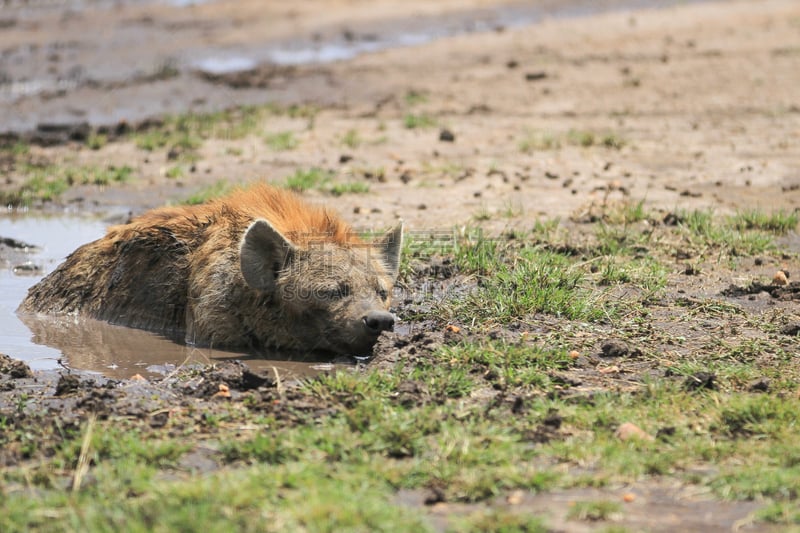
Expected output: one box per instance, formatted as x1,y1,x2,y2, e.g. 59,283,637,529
448,234,615,324
676,208,784,256
329,182,370,196
729,209,799,234
283,167,332,192
86,133,108,150
165,165,184,179
8,368,800,530
404,89,428,107
2,207,799,531
518,129,624,152
341,129,361,149
282,168,368,196
131,105,303,158
264,131,299,151
403,113,437,129
0,164,134,206
182,180,235,205
567,500,623,521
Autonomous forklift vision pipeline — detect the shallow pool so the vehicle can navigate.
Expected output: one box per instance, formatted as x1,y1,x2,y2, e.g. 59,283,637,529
0,215,341,379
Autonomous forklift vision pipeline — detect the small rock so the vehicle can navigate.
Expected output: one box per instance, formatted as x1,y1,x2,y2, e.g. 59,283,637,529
616,422,654,442
622,493,636,503
439,129,455,142
339,154,353,164
507,490,524,505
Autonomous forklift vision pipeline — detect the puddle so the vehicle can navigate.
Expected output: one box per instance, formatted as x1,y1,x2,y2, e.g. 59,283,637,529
0,215,346,380
192,0,711,72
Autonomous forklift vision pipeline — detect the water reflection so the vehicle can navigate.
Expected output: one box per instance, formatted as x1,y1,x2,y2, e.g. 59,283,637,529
19,313,343,380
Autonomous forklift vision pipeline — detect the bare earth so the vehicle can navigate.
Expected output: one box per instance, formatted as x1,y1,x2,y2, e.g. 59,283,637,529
1,0,800,530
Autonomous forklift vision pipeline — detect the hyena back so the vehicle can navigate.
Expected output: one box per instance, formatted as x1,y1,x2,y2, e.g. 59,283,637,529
18,184,402,355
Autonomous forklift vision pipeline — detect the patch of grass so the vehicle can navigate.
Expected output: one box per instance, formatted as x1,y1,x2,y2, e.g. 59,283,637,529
341,129,362,149
519,129,624,152
1,141,30,156
603,200,649,225
0,164,135,206
676,208,779,256
404,89,428,107
518,130,560,152
182,180,234,205
757,502,800,525
729,209,799,234
133,106,275,159
567,500,623,521
329,181,369,196
450,235,614,324
86,133,108,150
165,165,184,179
567,129,597,148
404,113,437,129
264,131,299,151
283,167,332,192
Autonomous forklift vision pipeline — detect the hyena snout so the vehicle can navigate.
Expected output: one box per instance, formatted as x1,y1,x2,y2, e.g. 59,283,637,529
363,310,395,335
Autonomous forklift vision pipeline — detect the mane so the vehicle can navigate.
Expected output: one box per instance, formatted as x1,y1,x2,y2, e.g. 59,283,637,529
212,183,359,246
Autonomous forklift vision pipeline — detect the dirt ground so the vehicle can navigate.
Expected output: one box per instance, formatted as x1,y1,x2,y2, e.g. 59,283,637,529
2,0,800,530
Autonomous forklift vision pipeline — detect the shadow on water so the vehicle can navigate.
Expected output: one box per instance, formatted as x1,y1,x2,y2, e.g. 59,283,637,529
0,215,348,380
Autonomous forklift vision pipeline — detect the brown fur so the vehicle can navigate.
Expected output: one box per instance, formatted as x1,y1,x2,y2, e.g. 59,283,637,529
18,184,403,355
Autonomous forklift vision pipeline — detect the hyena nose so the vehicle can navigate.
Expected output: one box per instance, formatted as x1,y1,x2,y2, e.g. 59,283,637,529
363,310,395,335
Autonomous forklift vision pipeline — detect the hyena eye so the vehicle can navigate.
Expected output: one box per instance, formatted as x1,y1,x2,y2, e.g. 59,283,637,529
378,288,388,300
321,282,351,300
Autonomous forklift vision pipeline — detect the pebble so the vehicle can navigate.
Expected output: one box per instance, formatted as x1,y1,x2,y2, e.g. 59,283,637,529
616,422,654,442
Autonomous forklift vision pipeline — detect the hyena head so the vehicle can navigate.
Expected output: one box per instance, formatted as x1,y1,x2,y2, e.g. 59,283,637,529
240,219,403,355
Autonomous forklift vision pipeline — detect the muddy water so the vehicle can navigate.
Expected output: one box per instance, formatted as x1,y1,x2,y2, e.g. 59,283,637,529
0,215,343,379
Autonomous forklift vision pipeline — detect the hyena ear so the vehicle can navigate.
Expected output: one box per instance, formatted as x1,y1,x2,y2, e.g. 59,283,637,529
377,221,403,281
240,219,295,291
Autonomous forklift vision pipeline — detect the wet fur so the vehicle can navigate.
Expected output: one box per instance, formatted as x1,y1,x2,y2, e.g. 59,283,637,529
19,184,400,353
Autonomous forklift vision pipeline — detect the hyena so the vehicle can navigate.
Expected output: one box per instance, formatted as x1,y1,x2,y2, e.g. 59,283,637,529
18,184,403,355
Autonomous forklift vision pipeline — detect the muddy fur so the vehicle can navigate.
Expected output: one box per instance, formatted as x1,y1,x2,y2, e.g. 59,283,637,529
18,184,402,355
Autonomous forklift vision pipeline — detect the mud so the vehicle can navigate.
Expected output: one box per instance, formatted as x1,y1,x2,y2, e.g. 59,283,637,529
0,0,706,137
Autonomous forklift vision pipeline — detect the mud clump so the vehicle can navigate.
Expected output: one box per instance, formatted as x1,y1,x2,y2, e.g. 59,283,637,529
370,330,446,373
599,340,641,358
54,373,81,396
722,280,800,301
0,353,33,379
177,361,276,399
684,372,716,391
